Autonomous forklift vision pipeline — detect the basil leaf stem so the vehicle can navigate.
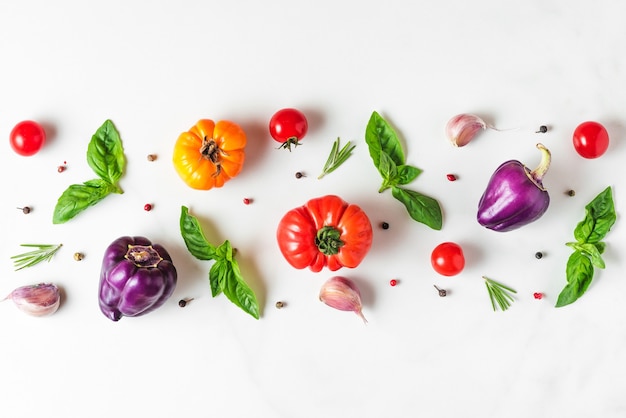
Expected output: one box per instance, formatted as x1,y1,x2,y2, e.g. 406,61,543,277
179,206,260,319
556,186,616,307
52,120,125,224
365,111,443,230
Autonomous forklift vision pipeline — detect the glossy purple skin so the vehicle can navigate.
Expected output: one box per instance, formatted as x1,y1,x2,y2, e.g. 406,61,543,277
477,160,550,232
98,236,177,321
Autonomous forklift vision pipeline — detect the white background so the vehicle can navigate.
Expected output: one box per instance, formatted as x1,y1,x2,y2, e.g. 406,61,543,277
1,1,625,417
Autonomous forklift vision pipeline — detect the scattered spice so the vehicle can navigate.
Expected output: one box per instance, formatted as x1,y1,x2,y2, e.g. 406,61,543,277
536,125,548,133
295,172,305,179
147,154,157,161
434,285,447,297
243,198,251,205
275,301,285,309
73,252,84,261
535,251,543,259
446,174,457,181
389,279,398,287
381,222,390,230
178,298,193,308
565,189,576,197
533,292,543,300
17,206,31,214
144,203,153,211
57,165,66,173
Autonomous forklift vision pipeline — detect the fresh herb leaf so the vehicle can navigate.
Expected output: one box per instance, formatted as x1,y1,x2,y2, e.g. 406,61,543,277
378,151,399,191
52,120,125,224
565,242,605,269
556,251,594,307
52,179,117,224
179,206,216,260
365,111,443,229
395,164,422,186
573,186,616,243
11,243,63,271
179,206,260,319
365,111,405,168
87,119,125,187
318,137,355,179
391,187,442,230
483,276,517,311
556,186,616,307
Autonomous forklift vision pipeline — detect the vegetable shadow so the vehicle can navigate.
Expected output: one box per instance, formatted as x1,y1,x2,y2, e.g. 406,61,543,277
604,119,625,154
237,119,270,178
460,241,484,266
351,275,376,311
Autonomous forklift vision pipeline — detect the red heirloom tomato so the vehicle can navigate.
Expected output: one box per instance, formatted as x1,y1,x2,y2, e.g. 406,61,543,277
173,119,246,190
269,108,308,151
572,121,609,159
10,120,46,156
431,242,465,276
277,195,373,272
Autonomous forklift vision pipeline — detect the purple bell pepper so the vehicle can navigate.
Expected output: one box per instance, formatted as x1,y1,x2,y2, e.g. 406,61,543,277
98,236,177,321
477,143,551,232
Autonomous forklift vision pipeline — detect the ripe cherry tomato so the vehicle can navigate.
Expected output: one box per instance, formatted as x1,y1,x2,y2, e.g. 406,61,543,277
430,242,465,276
10,120,46,156
269,108,308,151
572,121,609,159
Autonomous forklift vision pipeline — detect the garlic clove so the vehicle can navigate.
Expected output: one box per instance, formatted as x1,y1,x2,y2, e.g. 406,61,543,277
319,276,367,323
445,113,488,147
4,283,61,317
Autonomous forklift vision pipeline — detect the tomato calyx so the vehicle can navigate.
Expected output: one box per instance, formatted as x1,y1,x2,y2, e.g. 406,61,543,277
315,226,345,255
277,137,301,152
200,136,223,177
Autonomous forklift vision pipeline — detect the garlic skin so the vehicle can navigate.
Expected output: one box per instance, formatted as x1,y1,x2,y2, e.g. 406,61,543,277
445,114,488,147
4,283,61,317
319,276,367,323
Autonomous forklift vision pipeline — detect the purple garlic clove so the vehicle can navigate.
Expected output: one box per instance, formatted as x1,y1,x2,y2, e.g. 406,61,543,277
319,276,367,323
477,143,551,232
4,283,61,317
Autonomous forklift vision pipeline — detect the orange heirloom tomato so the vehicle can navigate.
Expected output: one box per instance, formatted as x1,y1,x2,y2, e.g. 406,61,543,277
277,195,373,272
173,119,246,190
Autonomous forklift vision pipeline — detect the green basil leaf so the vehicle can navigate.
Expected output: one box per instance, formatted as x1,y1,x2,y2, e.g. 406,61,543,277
567,242,605,269
209,259,228,297
365,111,406,169
556,251,595,307
52,178,115,224
87,119,125,186
391,187,442,230
377,151,399,191
395,164,422,185
221,258,260,320
573,186,616,243
179,206,216,260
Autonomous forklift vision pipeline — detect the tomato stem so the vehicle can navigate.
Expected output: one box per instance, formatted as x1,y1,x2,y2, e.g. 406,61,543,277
315,226,344,255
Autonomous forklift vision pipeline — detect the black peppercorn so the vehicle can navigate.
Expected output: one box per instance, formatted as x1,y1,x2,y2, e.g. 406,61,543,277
381,222,390,230
178,298,193,307
295,172,304,179
17,206,31,214
536,125,548,133
535,252,543,259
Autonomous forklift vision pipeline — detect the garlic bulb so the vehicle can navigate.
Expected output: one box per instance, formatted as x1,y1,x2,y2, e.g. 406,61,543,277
3,283,61,317
445,114,488,147
319,276,367,323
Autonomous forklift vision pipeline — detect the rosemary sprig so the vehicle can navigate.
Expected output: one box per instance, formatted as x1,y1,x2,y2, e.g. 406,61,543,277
11,243,63,271
483,276,517,311
318,137,355,179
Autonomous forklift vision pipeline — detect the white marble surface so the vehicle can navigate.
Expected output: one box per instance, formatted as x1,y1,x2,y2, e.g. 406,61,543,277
1,1,625,417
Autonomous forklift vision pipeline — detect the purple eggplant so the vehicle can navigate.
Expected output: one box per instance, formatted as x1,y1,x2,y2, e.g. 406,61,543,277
477,143,551,232
98,236,177,321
